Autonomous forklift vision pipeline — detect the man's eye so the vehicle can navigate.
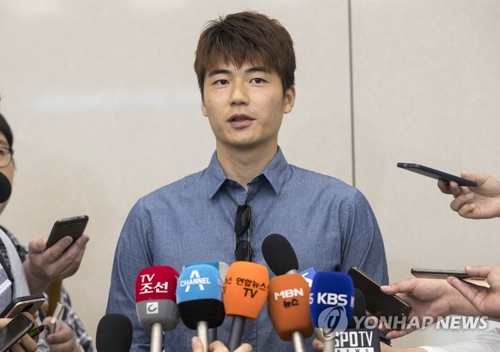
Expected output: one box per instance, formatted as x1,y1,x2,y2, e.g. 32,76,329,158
251,78,265,84
214,79,229,85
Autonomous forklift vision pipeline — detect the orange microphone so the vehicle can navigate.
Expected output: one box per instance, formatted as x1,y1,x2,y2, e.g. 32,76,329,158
223,261,269,351
268,273,314,352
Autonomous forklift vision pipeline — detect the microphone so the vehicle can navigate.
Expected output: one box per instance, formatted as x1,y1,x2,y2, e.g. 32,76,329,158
336,288,381,351
0,172,11,203
223,261,269,351
268,273,314,352
310,271,355,352
177,264,225,352
183,261,230,342
262,234,298,275
95,313,133,352
135,266,180,352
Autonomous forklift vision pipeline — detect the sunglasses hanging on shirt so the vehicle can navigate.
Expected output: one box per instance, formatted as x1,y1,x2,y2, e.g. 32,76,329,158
234,205,253,262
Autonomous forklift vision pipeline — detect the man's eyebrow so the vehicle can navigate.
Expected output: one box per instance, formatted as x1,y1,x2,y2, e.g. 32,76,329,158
208,69,231,77
245,66,270,74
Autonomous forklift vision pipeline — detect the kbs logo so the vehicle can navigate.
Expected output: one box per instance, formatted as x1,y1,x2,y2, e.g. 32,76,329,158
309,292,350,306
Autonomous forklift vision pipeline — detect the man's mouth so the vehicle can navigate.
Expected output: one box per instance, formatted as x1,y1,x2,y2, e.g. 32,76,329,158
228,114,254,122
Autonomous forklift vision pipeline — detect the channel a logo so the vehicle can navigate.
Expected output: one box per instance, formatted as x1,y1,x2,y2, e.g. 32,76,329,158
146,302,159,315
179,270,211,293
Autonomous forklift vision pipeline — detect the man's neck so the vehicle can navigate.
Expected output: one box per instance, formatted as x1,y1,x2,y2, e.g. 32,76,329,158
216,144,278,191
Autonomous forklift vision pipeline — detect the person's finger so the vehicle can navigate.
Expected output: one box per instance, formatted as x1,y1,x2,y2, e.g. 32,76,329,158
45,236,74,262
312,338,324,351
192,336,205,352
380,278,417,295
27,238,46,254
447,276,483,308
437,179,452,194
448,181,464,198
464,265,494,278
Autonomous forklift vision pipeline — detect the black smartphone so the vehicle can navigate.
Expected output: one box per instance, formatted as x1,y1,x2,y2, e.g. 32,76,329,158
348,267,411,324
0,293,46,319
397,163,478,187
46,215,89,249
411,268,486,281
0,313,35,352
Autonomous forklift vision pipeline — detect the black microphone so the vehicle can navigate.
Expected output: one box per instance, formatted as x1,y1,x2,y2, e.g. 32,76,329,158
0,172,11,203
262,234,298,275
335,289,381,352
96,314,133,352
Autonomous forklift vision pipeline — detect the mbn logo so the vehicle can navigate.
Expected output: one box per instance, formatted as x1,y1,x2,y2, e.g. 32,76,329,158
274,288,304,300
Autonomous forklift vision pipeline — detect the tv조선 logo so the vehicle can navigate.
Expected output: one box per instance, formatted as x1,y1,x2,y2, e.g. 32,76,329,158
317,305,349,339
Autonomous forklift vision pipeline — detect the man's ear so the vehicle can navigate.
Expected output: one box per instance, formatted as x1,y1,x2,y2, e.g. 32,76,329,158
201,100,208,117
283,85,296,114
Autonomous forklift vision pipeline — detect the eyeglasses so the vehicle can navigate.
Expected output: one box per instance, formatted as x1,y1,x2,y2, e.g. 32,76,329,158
0,147,14,168
234,204,253,261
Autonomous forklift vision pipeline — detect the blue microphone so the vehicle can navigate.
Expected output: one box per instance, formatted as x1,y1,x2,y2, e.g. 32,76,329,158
309,271,355,352
176,264,225,352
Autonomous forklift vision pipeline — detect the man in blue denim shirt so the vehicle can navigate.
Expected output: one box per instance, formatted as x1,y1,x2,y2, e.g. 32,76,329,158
107,11,388,351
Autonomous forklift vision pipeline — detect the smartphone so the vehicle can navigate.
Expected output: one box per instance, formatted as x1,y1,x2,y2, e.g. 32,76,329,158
348,267,411,323
397,163,478,187
46,215,89,249
0,293,46,319
411,268,486,281
0,313,35,352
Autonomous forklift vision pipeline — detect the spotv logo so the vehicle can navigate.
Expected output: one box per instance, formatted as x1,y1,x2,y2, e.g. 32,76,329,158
317,306,349,338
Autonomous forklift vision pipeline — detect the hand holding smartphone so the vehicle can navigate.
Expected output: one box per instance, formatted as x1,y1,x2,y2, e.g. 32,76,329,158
46,215,89,249
0,313,35,352
0,294,46,319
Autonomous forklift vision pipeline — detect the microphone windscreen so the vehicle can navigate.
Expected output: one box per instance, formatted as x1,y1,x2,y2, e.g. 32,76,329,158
268,273,314,341
262,234,298,275
309,271,354,333
135,266,179,330
348,288,366,329
223,261,269,319
0,172,11,203
96,314,133,352
183,261,230,281
177,264,224,329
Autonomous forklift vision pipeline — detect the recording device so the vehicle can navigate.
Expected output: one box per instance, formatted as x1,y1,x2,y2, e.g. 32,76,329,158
49,302,64,334
46,215,89,249
310,271,355,352
135,266,179,352
334,288,381,352
0,293,46,318
268,273,314,351
183,261,230,343
95,313,133,352
0,313,35,352
397,163,478,187
223,261,269,351
0,172,11,203
262,233,315,352
411,268,486,281
177,264,225,352
348,267,411,324
262,234,299,276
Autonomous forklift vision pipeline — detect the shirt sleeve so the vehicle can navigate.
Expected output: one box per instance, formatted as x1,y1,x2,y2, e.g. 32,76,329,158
338,190,389,285
106,200,154,351
419,328,500,352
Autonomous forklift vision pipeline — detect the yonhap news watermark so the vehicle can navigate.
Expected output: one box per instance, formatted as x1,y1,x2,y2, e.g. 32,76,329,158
349,315,489,332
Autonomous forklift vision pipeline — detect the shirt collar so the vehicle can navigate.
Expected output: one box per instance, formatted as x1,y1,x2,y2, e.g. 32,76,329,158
204,146,291,199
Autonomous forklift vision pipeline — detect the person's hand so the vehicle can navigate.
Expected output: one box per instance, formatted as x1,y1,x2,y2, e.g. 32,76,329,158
437,172,500,219
312,338,324,351
380,277,478,339
22,234,89,293
7,312,39,352
448,265,500,319
191,336,252,352
42,316,81,352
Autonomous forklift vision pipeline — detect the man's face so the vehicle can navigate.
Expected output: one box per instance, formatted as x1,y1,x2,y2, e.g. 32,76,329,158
0,133,13,215
201,62,295,152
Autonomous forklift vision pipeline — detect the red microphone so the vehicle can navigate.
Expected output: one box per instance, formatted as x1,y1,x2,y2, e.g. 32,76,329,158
135,266,179,352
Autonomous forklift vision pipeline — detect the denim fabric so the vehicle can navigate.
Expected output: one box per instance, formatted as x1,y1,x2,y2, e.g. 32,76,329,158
106,147,388,352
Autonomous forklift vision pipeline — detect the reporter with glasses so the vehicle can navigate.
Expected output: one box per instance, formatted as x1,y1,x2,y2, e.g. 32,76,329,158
107,11,388,351
0,111,91,352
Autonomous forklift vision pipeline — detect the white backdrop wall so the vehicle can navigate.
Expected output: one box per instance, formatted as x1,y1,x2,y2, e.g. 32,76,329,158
0,0,499,349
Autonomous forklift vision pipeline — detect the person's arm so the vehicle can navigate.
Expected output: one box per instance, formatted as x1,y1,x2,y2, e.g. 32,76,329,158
447,265,500,319
437,172,500,219
22,235,89,294
380,277,481,339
